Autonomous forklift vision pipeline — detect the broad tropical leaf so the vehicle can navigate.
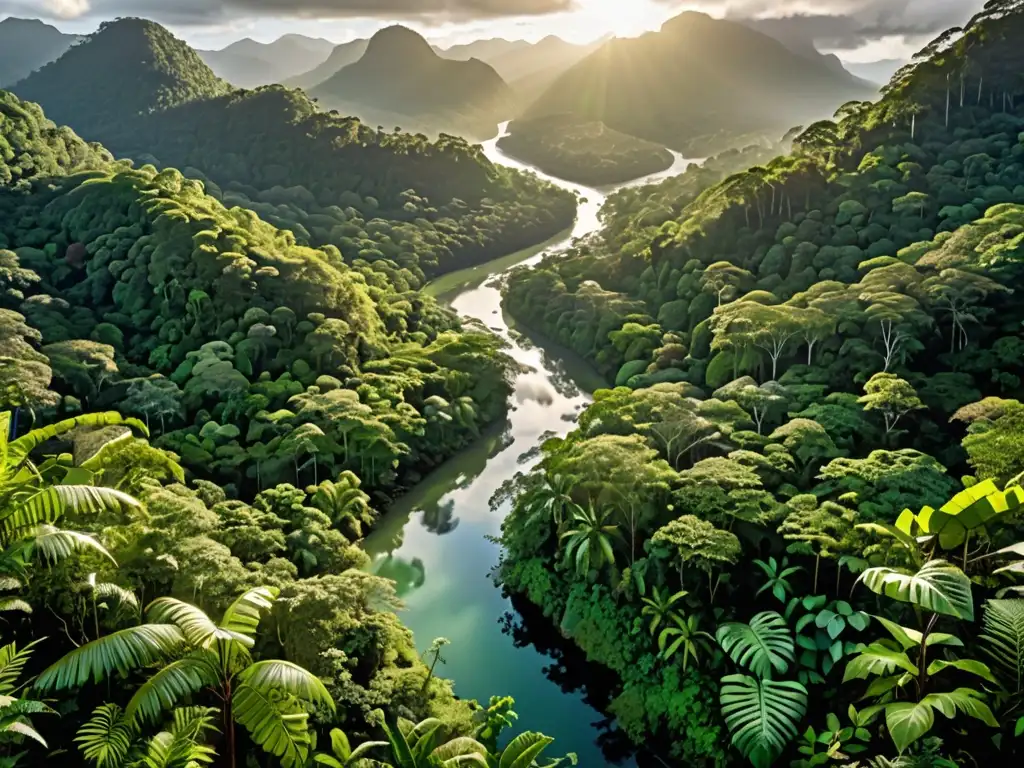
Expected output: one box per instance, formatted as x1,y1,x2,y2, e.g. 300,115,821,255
978,598,1024,693
499,731,556,768
431,736,489,766
917,481,1024,549
35,624,186,691
716,611,794,678
1,718,47,746
75,703,137,768
920,688,998,727
858,560,974,621
926,659,996,683
125,656,218,725
885,701,934,753
219,586,278,637
843,642,919,681
720,674,808,768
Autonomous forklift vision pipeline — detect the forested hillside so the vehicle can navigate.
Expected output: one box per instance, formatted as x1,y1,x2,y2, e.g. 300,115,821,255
13,18,575,280
310,26,515,140
500,2,1024,765
527,11,875,156
0,85,574,768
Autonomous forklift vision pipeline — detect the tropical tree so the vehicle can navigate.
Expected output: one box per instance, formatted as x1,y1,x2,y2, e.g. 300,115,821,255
35,586,335,768
525,474,580,530
857,373,925,438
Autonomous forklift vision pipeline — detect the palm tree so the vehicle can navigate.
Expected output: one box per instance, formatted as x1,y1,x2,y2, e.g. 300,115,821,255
310,471,375,539
640,587,689,635
527,474,580,530
559,503,622,578
35,586,334,768
76,702,219,768
657,613,715,671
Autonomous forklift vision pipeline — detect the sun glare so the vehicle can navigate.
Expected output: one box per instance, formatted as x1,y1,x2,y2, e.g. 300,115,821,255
571,0,676,41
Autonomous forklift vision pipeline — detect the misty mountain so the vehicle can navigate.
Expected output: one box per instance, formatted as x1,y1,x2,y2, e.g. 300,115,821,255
283,38,369,90
527,12,877,155
199,34,334,87
0,17,79,87
310,25,514,139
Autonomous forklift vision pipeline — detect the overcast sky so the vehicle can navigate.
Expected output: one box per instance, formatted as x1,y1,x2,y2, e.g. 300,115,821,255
0,0,986,60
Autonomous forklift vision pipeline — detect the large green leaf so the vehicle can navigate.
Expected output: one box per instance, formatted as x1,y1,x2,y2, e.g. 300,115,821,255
917,481,1024,550
926,659,996,683
499,731,555,768
978,598,1024,693
219,586,278,637
125,656,217,725
716,612,794,678
720,674,807,768
885,701,934,753
919,688,998,727
843,642,919,681
431,736,489,767
74,703,137,768
34,624,186,691
858,560,974,620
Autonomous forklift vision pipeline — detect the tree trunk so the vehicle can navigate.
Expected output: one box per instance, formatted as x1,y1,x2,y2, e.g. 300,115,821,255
224,683,236,768
813,554,820,595
978,75,983,106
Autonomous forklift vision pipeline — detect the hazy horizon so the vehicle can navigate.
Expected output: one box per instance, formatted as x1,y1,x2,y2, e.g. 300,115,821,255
0,0,986,62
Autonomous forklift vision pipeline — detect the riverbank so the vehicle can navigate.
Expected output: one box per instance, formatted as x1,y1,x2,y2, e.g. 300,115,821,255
497,114,675,186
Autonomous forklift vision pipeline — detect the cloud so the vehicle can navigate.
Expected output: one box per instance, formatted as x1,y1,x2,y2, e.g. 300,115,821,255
7,0,576,24
656,0,984,50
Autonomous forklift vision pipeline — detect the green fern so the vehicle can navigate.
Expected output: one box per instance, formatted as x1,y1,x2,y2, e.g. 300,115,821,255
978,598,1024,693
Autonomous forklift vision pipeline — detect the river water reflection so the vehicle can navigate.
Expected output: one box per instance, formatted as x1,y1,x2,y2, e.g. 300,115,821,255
362,123,696,765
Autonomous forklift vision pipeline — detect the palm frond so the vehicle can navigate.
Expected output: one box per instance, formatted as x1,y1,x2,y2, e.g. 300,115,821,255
2,486,139,539
29,526,115,566
146,598,248,649
35,624,186,692
137,727,217,768
8,413,148,469
74,703,137,768
237,660,335,711
125,656,218,725
232,682,312,768
218,586,278,637
0,640,40,696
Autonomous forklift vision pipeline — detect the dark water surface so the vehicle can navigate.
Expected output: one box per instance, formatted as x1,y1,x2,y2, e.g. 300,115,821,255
362,123,697,765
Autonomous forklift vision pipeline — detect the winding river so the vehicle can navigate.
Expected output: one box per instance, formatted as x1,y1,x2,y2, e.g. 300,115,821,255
363,123,696,765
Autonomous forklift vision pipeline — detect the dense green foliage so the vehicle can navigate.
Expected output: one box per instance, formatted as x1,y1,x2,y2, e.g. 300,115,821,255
0,78,573,768
525,12,875,156
500,3,1024,765
498,114,674,186
12,18,576,283
310,26,514,141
